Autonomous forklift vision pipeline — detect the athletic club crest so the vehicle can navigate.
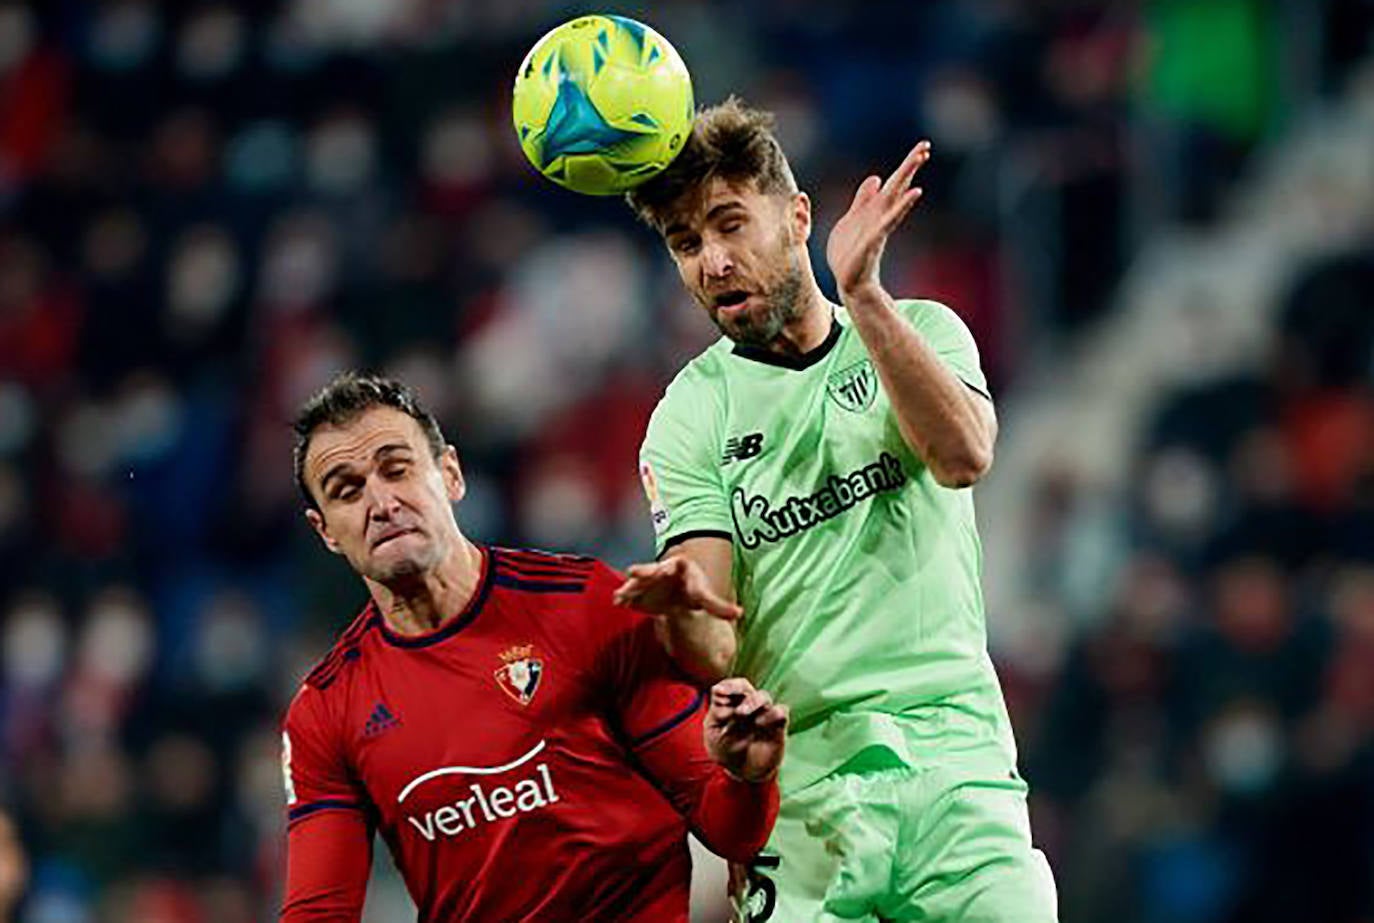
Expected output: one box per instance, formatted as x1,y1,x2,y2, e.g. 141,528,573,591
495,645,543,706
827,360,878,413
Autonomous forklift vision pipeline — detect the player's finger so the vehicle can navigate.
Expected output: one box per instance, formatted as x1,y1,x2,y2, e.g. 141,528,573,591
698,596,743,620
685,574,743,619
612,574,655,603
882,139,931,197
752,704,790,733
849,174,881,210
882,187,924,231
734,689,773,718
630,559,679,579
711,677,756,704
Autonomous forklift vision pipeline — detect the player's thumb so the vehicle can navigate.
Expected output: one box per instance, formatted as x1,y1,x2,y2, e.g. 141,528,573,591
850,175,881,209
694,586,742,619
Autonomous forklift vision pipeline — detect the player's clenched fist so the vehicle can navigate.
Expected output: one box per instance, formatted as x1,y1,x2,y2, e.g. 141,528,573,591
705,678,789,784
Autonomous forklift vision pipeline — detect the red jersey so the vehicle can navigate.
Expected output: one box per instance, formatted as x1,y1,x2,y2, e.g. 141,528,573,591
280,546,777,922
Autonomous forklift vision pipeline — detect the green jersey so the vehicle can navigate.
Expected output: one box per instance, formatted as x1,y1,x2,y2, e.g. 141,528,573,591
639,299,1016,793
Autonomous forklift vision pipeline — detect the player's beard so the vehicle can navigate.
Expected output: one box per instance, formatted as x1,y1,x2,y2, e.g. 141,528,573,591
712,247,805,349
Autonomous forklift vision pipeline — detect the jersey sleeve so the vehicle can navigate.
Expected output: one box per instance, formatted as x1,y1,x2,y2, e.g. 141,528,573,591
280,686,373,922
281,812,372,923
586,564,779,861
895,299,991,399
282,685,370,824
639,367,733,556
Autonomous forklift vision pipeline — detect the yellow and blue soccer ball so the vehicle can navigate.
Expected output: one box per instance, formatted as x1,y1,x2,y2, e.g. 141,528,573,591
512,14,694,196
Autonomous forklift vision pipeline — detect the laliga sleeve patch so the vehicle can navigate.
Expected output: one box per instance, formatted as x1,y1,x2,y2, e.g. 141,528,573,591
282,731,297,805
640,458,670,536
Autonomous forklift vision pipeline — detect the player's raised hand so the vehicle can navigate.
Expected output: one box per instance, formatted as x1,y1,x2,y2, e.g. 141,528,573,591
826,139,931,300
613,557,744,621
705,678,789,783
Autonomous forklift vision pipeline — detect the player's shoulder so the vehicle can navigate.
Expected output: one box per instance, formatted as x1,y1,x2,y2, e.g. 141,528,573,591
488,546,639,637
650,340,732,428
891,297,971,333
489,545,607,598
300,602,382,694
662,339,733,398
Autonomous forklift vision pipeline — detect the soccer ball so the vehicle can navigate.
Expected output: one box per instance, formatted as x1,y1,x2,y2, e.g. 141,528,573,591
511,14,694,196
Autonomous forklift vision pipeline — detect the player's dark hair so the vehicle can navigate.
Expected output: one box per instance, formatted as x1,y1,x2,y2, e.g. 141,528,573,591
626,96,798,232
291,371,446,512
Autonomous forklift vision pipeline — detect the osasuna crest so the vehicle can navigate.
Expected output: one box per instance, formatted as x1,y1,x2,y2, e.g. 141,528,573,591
495,645,544,706
827,360,878,413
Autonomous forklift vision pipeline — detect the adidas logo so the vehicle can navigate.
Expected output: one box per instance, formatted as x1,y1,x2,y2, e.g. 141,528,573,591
363,702,401,738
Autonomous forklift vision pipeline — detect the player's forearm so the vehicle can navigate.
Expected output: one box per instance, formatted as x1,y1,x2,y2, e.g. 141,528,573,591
691,768,780,862
281,813,371,922
841,283,994,487
660,610,737,685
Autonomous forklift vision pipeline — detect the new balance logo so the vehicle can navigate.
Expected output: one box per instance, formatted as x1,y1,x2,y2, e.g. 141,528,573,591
364,702,401,738
722,432,764,465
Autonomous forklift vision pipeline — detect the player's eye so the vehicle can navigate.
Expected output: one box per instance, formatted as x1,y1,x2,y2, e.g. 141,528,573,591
334,483,360,502
382,462,409,479
670,237,700,256
720,221,742,234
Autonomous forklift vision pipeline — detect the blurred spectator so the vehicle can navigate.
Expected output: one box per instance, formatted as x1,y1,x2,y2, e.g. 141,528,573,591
1140,0,1281,224
0,810,27,923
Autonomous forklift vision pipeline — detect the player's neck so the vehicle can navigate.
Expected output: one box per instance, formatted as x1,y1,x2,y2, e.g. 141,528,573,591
369,537,484,636
763,284,833,358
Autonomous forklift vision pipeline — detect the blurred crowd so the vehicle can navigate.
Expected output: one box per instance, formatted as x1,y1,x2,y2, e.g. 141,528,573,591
0,1,1371,921
1018,250,1374,923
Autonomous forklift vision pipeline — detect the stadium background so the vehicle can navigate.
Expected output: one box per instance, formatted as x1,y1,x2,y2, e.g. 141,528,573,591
1,0,1373,920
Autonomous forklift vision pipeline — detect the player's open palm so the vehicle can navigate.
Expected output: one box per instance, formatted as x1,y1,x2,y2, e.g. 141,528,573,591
613,557,743,621
826,139,931,298
705,678,789,783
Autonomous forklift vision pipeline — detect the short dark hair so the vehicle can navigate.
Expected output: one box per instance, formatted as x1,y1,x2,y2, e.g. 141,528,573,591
626,96,798,233
291,372,445,511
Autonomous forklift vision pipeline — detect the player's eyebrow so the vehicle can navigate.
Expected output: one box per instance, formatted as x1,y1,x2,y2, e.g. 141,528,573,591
705,200,746,222
664,201,745,240
318,443,414,495
663,219,693,240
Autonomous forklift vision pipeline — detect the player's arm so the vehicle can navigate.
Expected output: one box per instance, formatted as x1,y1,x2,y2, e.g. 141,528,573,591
280,689,372,922
630,676,786,863
597,577,784,861
826,141,997,489
282,813,372,922
614,535,739,684
622,382,741,684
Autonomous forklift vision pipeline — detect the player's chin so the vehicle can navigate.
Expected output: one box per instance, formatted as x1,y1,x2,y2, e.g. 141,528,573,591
718,310,776,348
366,535,432,581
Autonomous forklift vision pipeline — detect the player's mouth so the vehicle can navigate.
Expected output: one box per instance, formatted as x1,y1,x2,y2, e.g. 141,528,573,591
371,527,420,550
712,290,752,319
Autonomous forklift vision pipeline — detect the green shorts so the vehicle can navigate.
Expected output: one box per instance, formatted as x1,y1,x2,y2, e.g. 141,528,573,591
731,757,1059,922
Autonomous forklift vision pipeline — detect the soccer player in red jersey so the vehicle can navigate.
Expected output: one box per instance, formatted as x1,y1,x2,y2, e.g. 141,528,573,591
279,372,787,923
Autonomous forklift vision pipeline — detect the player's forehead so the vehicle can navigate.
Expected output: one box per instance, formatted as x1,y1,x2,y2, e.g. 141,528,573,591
662,175,772,235
304,407,428,482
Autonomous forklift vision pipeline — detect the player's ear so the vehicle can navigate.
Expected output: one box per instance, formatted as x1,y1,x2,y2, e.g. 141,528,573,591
440,445,466,503
305,507,344,555
790,191,812,244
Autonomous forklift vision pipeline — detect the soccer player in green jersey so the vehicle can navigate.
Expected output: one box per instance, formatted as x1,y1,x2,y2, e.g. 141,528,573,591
613,98,1059,922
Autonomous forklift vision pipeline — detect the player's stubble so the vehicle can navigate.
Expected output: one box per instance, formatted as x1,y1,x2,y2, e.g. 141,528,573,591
707,220,805,350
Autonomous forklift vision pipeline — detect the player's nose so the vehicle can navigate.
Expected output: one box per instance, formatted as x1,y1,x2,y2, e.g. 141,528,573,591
700,238,734,278
364,476,403,519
